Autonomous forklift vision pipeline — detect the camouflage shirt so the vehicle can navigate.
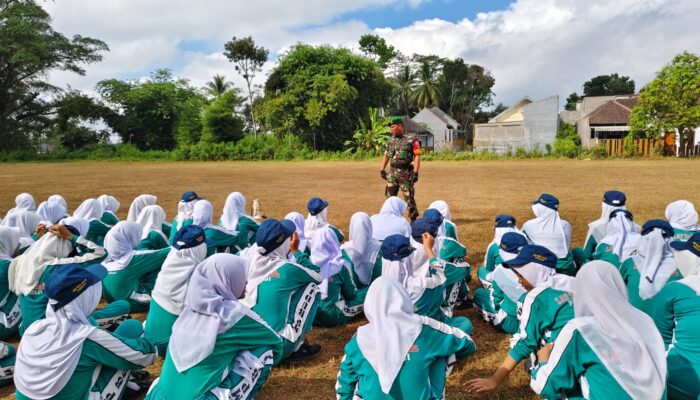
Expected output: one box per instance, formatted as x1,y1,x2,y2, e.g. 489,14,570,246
384,135,421,168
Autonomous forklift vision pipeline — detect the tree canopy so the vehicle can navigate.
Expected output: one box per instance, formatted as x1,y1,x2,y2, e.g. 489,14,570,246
582,73,635,96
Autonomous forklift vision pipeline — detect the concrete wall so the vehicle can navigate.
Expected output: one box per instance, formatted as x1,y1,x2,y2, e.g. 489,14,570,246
473,123,526,154
523,95,559,151
412,109,451,151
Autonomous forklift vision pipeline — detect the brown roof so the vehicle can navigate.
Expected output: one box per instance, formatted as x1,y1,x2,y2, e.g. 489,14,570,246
400,117,430,134
587,98,638,125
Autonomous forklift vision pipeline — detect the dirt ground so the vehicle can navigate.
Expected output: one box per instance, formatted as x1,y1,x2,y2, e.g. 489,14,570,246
0,159,698,399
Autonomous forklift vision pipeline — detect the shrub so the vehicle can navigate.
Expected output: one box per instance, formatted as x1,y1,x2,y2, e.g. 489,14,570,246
553,138,581,158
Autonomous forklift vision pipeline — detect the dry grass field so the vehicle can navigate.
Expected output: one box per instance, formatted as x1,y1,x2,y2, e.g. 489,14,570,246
0,159,698,399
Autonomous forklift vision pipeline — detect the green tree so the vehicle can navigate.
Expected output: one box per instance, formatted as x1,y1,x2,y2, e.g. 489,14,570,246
97,69,204,150
630,51,700,153
201,89,245,143
261,44,391,150
344,107,390,154
438,59,494,129
0,0,108,151
583,73,635,96
564,92,581,111
52,91,113,150
358,34,396,69
204,74,232,98
411,56,441,110
175,97,206,147
390,64,417,116
223,36,269,136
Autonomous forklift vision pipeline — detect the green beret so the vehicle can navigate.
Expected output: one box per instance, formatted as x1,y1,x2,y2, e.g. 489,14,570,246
388,116,404,126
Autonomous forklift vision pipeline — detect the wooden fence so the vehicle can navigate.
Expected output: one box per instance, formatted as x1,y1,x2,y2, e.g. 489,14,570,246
600,138,700,157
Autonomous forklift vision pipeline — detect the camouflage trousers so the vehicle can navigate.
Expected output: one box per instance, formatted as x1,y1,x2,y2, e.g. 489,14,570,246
385,167,419,222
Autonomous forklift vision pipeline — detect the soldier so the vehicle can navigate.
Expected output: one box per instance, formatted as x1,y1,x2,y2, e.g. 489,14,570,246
380,117,421,222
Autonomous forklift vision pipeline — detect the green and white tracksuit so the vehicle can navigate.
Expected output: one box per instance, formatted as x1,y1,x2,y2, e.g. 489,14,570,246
477,242,501,287
672,228,697,243
203,226,239,257
653,281,700,400
100,212,119,227
249,250,322,362
16,319,155,400
336,317,476,400
443,220,458,241
145,298,178,356
146,315,284,400
0,342,15,387
473,270,520,334
554,252,577,277
18,235,107,334
102,248,170,313
169,217,192,245
573,236,598,267
590,243,623,267
340,248,382,289
314,261,368,328
530,320,633,400
86,219,111,247
218,216,259,251
509,287,575,364
0,259,21,340
137,231,170,251
618,257,682,316
440,238,470,318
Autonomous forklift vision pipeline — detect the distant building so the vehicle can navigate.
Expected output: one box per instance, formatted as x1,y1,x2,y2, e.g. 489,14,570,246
398,117,433,149
411,107,465,151
473,96,559,154
560,95,638,148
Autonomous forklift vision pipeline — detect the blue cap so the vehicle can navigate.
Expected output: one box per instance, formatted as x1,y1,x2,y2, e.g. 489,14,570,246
641,219,674,238
495,214,516,228
307,197,329,216
670,233,700,257
64,224,81,237
381,234,415,261
503,245,557,269
609,209,633,221
603,190,626,206
173,225,208,250
532,194,559,210
500,232,529,254
181,191,201,202
256,219,296,254
423,209,444,226
411,217,439,243
46,263,107,311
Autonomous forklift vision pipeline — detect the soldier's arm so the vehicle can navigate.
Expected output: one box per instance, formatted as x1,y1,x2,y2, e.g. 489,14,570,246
413,138,421,173
380,154,389,171
415,154,421,173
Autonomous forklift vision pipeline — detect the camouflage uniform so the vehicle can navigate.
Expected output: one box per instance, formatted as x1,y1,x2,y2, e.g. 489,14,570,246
384,134,421,221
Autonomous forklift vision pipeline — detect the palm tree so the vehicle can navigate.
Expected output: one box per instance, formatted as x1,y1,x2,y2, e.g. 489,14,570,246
204,74,232,98
391,65,416,116
411,60,440,110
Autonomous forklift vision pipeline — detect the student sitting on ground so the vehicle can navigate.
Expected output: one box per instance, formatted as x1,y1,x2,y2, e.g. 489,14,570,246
146,254,283,400
97,194,121,227
126,194,157,223
72,198,111,246
219,192,259,252
370,197,411,241
666,200,699,242
466,245,574,394
428,200,459,240
36,200,67,228
2,193,36,224
14,264,155,399
11,210,41,254
522,194,576,276
478,214,520,287
531,261,667,400
335,276,476,400
169,191,201,244
304,197,344,247
572,190,627,266
340,212,382,288
240,219,323,365
285,212,309,255
136,205,170,250
0,341,15,387
192,200,238,256
0,227,21,340
591,209,640,267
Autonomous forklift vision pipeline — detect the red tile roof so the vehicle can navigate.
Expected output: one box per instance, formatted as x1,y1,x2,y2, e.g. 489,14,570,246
588,97,638,125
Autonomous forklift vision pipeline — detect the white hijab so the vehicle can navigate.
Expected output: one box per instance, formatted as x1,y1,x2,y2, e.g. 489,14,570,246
492,265,527,303
511,261,573,293
47,195,68,211
170,254,254,372
381,251,426,302
428,200,452,221
151,243,208,316
221,192,252,231
241,239,293,308
370,197,411,241
6,193,36,217
309,226,344,299
665,200,699,232
573,261,667,400
13,210,41,248
357,277,423,394
341,212,381,286
136,205,167,240
15,283,101,399
675,248,700,294
127,194,157,222
73,198,103,221
175,198,199,230
0,226,19,261
9,233,74,295
586,202,626,244
192,200,214,229
59,217,90,238
598,212,640,262
285,212,308,253
37,201,67,226
304,207,329,242
523,204,569,258
102,221,141,272
637,229,678,300
97,195,120,217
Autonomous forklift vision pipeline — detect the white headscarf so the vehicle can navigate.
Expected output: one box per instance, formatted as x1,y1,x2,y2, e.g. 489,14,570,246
221,192,252,231
586,201,626,244
665,200,699,232
13,210,41,248
341,212,381,286
102,221,141,272
511,261,573,293
72,198,103,221
381,250,426,302
370,197,411,241
0,226,19,261
309,226,344,299
492,265,527,303
598,211,640,262
357,277,423,394
428,200,452,221
59,217,89,238
674,248,700,294
522,204,570,258
170,254,255,372
304,207,329,241
37,201,67,226
15,283,101,399
175,198,199,230
47,195,67,211
285,212,307,253
136,205,167,240
637,229,678,300
573,261,667,400
97,195,120,217
7,193,36,216
127,194,157,222
192,200,214,229
151,243,208,316
9,233,73,295
241,239,294,308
